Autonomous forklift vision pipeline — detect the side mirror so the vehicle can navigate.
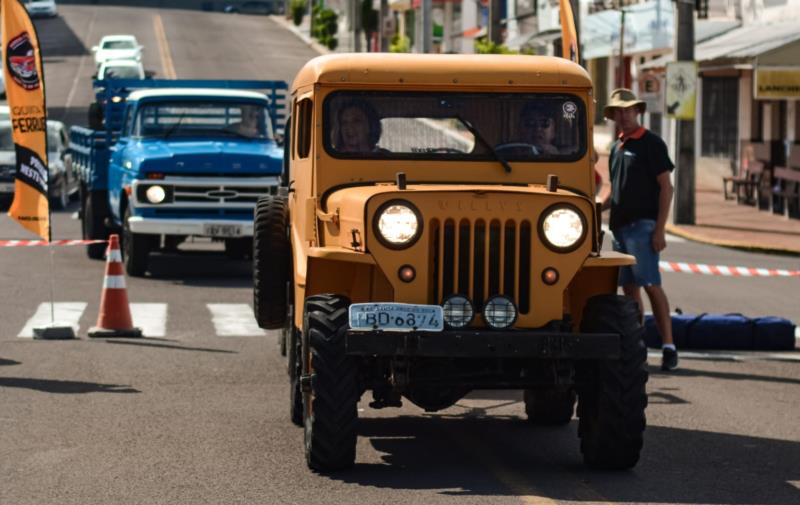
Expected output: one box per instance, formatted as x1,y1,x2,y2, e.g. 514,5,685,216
274,132,284,146
144,70,157,79
92,73,98,79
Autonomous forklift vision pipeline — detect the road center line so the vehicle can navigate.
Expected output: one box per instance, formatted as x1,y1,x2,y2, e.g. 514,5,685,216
62,9,98,118
153,14,177,79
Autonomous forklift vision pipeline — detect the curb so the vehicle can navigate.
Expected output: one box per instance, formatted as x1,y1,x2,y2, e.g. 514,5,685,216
665,223,800,257
269,15,330,56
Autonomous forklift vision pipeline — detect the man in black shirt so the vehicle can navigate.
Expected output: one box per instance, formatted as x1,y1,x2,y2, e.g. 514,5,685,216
601,88,678,371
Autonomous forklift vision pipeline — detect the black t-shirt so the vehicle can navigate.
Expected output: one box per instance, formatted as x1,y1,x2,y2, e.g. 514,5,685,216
609,129,674,231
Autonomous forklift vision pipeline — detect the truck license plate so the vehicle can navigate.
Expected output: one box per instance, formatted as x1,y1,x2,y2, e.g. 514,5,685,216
349,303,443,332
203,223,242,237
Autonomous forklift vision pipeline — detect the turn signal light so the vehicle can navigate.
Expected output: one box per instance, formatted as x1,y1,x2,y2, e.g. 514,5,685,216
398,265,416,283
542,267,559,285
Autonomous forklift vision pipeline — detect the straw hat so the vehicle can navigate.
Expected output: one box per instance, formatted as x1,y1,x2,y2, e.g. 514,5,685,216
603,88,646,120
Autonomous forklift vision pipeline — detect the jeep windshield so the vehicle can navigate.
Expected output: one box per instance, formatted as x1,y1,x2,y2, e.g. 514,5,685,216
323,91,586,162
133,101,273,140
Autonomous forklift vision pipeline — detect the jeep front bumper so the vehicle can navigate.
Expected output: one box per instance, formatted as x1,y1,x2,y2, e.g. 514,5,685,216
346,330,620,360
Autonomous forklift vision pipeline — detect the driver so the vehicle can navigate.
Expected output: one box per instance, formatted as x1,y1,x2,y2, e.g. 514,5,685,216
518,102,560,155
227,104,263,138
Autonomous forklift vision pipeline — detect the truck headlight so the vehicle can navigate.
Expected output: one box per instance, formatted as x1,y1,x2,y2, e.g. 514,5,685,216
374,200,422,249
137,184,173,204
539,204,587,252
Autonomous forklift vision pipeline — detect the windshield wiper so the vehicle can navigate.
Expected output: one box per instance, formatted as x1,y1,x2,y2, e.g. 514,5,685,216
163,113,186,139
456,115,512,173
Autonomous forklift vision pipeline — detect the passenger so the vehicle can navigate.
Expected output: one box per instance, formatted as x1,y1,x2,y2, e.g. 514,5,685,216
334,100,382,153
519,102,560,155
227,104,263,138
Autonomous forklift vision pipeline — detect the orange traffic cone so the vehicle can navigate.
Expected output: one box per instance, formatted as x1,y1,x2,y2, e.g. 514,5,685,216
88,234,143,338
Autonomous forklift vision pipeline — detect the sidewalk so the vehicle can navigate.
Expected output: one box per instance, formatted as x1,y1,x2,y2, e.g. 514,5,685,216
274,15,800,256
595,151,800,256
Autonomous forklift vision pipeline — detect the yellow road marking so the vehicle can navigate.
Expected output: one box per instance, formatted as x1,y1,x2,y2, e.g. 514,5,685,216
152,14,176,79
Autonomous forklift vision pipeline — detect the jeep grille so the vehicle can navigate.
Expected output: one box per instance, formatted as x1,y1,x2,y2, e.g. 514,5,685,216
430,218,532,314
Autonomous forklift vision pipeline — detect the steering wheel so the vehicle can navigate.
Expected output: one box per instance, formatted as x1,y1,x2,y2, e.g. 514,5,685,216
425,147,464,154
494,143,541,156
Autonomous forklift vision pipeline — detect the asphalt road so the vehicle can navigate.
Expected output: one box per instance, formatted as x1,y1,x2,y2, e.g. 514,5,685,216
1,5,799,505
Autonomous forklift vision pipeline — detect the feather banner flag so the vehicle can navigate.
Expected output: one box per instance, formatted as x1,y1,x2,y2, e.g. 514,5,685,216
2,0,50,240
559,0,579,63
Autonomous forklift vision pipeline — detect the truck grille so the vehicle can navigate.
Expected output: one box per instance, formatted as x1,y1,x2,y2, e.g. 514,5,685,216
430,218,532,314
173,184,277,204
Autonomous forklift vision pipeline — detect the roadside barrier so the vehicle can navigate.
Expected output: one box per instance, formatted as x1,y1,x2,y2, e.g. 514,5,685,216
0,239,106,247
659,261,799,278
87,234,142,338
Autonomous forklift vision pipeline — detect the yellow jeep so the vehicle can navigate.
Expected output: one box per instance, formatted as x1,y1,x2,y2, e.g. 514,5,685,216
253,53,647,472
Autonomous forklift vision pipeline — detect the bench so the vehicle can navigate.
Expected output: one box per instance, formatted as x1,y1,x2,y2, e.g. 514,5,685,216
771,166,800,219
723,159,767,205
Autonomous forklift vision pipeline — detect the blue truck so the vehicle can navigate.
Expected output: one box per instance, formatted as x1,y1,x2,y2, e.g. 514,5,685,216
70,79,287,276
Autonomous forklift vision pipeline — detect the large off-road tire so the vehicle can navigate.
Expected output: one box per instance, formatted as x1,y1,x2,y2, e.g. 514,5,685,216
288,322,303,426
253,195,290,329
302,294,359,471
577,294,648,470
524,388,576,426
122,206,154,277
82,191,108,260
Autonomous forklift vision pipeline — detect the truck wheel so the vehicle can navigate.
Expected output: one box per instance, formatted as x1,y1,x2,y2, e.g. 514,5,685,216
524,388,576,426
302,294,359,471
253,195,289,329
224,238,252,260
82,193,107,260
577,294,648,470
122,206,152,277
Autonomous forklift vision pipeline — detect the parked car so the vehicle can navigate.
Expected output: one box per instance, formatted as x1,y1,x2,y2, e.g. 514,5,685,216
23,0,58,18
96,59,146,80
224,1,280,15
0,120,77,209
92,35,143,69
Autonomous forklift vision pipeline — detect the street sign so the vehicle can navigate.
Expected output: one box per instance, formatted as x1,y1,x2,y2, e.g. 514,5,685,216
666,61,697,120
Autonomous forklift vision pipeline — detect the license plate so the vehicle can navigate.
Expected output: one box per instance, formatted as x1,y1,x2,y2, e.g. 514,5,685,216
349,303,444,332
203,223,242,237
0,182,14,193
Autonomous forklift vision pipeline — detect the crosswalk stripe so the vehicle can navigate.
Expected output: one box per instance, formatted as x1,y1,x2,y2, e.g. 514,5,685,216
18,302,87,338
206,303,264,336
130,303,168,337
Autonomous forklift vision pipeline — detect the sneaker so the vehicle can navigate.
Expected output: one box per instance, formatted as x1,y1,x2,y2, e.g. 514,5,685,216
661,348,679,371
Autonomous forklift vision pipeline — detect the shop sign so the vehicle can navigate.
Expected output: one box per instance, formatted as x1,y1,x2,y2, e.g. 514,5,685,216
755,68,800,99
638,72,663,114
666,61,697,120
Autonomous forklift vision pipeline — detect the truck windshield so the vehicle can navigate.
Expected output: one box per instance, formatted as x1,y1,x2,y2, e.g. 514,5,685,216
135,101,272,140
324,91,586,162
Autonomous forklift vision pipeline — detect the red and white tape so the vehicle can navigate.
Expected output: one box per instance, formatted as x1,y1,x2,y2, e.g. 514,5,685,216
0,239,106,247
659,261,800,278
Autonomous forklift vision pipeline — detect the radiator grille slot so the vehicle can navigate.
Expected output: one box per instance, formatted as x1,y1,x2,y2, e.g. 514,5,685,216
431,218,532,314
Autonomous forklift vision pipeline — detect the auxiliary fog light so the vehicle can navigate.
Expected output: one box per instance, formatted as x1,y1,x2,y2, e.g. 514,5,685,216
442,294,474,329
376,202,420,248
482,295,517,329
541,205,586,251
145,185,167,204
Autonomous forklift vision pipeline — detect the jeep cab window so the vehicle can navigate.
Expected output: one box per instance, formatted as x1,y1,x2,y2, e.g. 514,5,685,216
325,92,585,161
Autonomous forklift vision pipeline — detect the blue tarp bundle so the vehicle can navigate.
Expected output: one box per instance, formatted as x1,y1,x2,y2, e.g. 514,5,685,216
643,313,796,351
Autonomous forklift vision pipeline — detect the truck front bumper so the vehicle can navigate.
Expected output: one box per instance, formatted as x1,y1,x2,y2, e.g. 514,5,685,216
346,330,620,360
127,217,254,237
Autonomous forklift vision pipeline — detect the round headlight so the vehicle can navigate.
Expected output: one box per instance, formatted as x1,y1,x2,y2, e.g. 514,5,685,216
442,295,474,329
145,185,166,204
374,200,422,248
482,295,517,330
540,204,587,252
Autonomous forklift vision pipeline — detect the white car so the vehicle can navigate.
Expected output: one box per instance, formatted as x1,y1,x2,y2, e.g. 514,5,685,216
96,59,145,80
23,0,58,18
92,35,143,69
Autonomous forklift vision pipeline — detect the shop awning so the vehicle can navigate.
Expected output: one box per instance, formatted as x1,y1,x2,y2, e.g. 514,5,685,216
641,20,800,70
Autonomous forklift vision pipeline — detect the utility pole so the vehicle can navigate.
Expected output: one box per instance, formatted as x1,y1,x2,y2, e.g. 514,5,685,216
422,0,432,53
569,0,583,67
379,0,389,52
489,0,502,45
673,0,696,224
617,8,626,87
